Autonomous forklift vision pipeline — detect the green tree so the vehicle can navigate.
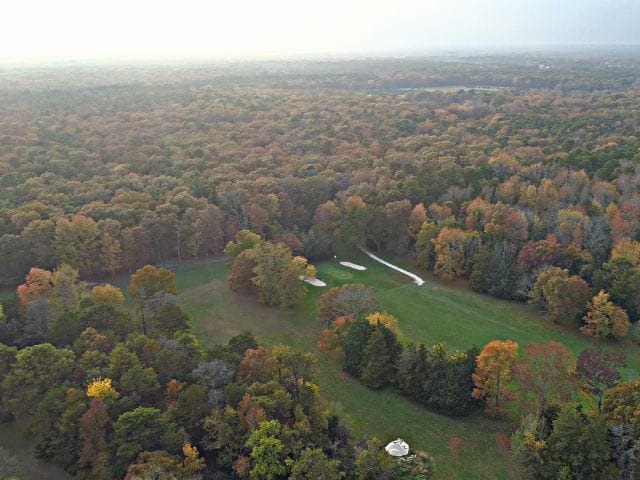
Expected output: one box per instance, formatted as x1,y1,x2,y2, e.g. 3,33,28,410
54,215,101,275
251,241,314,308
415,221,439,270
514,406,617,479
593,257,640,322
289,448,344,480
245,419,288,480
202,406,245,469
224,229,262,257
49,263,86,316
359,324,401,389
112,407,185,475
2,343,75,417
355,438,400,480
531,267,591,326
342,319,374,376
127,265,177,335
33,386,86,470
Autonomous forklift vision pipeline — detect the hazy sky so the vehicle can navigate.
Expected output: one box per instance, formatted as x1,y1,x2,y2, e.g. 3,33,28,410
2,0,639,61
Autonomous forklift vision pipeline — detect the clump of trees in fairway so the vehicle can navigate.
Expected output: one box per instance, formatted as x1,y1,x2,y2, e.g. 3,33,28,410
225,230,317,308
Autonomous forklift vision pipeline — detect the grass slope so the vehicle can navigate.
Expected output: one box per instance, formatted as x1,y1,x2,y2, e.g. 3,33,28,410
174,254,640,479
0,422,72,480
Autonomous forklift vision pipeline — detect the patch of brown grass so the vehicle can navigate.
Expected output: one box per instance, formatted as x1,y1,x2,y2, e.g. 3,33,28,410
494,431,512,452
447,435,463,454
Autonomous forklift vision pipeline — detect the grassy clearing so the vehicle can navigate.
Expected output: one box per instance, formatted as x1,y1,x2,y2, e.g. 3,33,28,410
0,422,72,480
172,253,640,479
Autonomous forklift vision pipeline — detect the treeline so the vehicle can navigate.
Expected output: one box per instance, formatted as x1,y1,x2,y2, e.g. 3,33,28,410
317,283,639,479
0,265,432,479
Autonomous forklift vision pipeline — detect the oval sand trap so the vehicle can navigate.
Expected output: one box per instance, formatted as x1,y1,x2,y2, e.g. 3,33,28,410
299,275,327,287
339,261,366,271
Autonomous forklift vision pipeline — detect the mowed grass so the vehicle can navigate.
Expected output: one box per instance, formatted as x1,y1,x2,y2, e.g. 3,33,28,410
172,253,640,479
0,422,72,480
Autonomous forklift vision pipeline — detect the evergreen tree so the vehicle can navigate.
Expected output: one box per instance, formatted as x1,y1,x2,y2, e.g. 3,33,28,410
342,319,374,376
359,324,401,389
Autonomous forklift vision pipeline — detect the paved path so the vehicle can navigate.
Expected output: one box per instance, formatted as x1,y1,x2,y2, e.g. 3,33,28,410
361,249,425,286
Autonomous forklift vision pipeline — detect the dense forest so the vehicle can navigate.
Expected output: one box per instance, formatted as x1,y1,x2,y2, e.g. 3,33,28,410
2,53,640,478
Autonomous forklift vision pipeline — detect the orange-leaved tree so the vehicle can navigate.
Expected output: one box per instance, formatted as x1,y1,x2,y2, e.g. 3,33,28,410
472,339,518,417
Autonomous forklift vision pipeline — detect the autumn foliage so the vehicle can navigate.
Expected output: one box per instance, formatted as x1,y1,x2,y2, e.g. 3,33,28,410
472,340,519,417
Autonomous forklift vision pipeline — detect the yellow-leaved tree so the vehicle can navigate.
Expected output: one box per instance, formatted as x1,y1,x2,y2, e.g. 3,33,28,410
87,378,120,401
182,442,205,473
90,284,125,308
366,312,401,336
581,290,630,339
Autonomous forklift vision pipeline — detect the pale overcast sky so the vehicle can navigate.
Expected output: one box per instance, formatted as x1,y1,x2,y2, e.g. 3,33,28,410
1,0,639,61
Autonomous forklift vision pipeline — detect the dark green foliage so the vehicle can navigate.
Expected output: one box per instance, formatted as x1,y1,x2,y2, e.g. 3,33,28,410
202,407,245,469
228,331,258,357
302,226,334,260
111,407,186,475
355,438,401,480
342,319,374,376
78,302,134,340
593,257,640,322
397,343,479,416
469,242,523,300
397,343,429,401
2,343,75,417
514,406,618,480
173,383,209,437
148,303,190,336
289,447,343,480
360,324,402,389
33,387,86,471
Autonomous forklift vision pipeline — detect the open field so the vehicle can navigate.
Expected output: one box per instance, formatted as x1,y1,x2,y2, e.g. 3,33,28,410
172,253,640,479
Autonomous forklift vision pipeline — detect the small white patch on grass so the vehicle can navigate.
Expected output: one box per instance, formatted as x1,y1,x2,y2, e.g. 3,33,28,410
339,261,367,271
299,275,327,287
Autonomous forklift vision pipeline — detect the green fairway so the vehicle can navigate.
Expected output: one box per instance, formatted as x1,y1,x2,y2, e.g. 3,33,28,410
171,253,640,479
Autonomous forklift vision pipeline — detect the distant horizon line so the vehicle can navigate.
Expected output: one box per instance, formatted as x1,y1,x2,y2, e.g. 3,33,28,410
2,44,640,67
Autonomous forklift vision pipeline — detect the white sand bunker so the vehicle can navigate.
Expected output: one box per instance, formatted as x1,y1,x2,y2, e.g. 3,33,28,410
385,438,410,457
339,261,366,271
299,275,327,287
362,249,425,286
